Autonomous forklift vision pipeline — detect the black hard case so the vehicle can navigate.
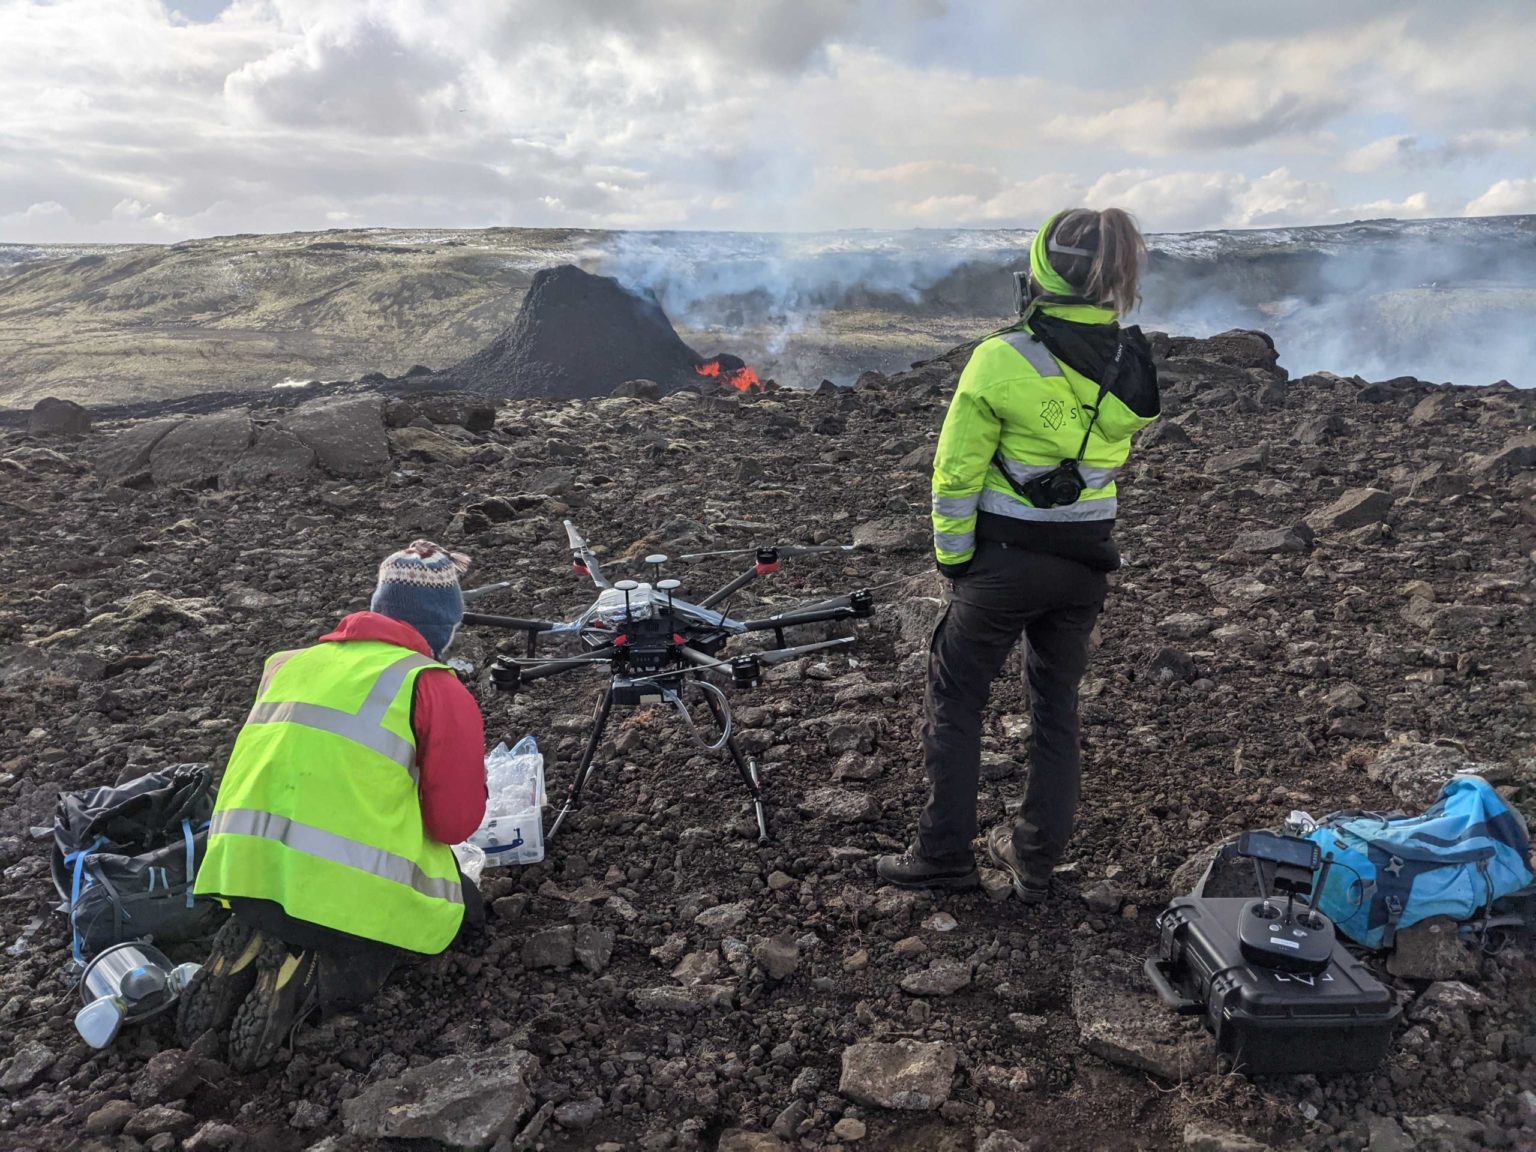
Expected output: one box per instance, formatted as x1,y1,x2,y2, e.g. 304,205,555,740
1146,896,1400,1076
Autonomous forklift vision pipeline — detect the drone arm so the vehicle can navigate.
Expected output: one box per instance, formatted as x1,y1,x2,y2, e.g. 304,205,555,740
461,581,513,603
738,603,859,632
515,651,615,683
698,564,763,609
756,636,857,665
462,612,559,632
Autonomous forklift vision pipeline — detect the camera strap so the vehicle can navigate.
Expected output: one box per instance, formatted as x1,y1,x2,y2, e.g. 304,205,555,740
990,331,1123,498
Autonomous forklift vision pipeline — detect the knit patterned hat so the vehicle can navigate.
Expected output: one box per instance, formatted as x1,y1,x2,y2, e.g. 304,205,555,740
370,540,471,658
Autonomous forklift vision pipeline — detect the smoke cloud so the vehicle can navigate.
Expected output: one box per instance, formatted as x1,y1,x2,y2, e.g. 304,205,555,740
591,217,1536,388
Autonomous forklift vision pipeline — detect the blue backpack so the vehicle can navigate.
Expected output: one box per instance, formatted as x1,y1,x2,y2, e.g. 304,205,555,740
1305,774,1534,950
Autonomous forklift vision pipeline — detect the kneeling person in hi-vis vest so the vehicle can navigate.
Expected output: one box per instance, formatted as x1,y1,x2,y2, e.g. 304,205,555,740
877,208,1161,900
178,541,488,1070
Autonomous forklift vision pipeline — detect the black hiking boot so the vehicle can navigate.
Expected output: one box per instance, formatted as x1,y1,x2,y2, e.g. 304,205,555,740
227,944,320,1072
985,825,1051,904
176,917,265,1047
875,847,979,890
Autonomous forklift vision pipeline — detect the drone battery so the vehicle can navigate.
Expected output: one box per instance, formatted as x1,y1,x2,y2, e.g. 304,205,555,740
1147,896,1399,1077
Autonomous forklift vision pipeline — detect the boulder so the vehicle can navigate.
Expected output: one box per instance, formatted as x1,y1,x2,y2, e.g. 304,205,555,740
521,926,575,969
148,410,255,487
630,984,736,1013
283,394,390,478
29,396,91,436
802,786,879,823
220,425,317,486
1362,741,1497,809
1071,944,1215,1080
718,1132,791,1152
612,379,662,400
1183,1123,1273,1151
339,1047,538,1150
1138,421,1191,448
1388,916,1478,982
0,1042,54,1092
899,959,972,996
1470,433,1536,476
838,1039,957,1110
1292,414,1347,445
95,417,185,483
1204,442,1268,474
1231,525,1313,555
408,392,497,431
1304,488,1394,532
388,426,475,466
1163,330,1280,375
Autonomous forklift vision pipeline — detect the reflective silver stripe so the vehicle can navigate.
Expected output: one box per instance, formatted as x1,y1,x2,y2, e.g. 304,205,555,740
932,493,982,518
979,488,1119,522
258,650,300,696
245,653,438,781
993,458,1119,489
997,331,1062,377
935,531,976,555
210,807,463,905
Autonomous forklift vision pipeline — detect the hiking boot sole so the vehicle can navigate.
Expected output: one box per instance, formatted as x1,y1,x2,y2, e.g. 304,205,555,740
176,917,266,1047
228,947,318,1073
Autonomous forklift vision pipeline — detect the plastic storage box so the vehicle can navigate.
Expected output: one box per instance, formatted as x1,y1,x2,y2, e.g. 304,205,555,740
1145,895,1400,1076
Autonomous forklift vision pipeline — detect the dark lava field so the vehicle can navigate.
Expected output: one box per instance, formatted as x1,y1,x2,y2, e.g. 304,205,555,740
0,329,1532,1152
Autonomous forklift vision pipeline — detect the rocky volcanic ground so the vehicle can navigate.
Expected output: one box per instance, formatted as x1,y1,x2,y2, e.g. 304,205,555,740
0,332,1533,1152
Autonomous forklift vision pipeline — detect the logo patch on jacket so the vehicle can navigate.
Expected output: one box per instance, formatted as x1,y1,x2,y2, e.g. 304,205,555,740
1040,398,1066,430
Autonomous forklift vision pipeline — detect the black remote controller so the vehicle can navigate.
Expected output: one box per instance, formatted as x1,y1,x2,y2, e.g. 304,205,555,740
1238,896,1334,974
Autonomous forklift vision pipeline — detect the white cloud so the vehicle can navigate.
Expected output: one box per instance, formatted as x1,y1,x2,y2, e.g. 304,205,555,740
0,0,1533,239
1466,177,1536,217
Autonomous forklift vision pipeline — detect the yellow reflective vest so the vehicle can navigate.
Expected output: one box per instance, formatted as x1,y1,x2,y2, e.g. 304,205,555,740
931,303,1159,571
195,640,465,954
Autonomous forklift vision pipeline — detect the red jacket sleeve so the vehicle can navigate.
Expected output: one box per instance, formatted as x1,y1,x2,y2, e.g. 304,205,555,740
411,669,488,845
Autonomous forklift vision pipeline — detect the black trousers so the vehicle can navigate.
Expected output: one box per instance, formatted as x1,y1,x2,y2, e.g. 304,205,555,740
917,541,1107,872
229,864,485,1013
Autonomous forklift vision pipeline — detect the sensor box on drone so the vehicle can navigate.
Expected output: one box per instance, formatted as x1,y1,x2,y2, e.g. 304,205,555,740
1146,896,1399,1076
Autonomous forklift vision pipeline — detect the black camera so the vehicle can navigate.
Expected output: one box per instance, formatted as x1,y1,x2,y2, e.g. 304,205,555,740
1018,459,1087,508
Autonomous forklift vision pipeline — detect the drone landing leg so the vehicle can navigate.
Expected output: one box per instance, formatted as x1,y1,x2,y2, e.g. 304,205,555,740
699,686,771,843
548,686,614,843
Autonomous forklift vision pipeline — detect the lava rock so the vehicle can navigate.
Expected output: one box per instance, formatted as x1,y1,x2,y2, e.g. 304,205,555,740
1147,646,1198,685
752,935,800,981
553,1098,602,1130
339,1046,538,1150
1304,488,1395,532
1182,1122,1273,1151
574,924,614,973
899,958,971,996
1231,524,1313,555
631,984,735,1013
149,409,255,487
838,1039,958,1111
694,901,750,933
84,1099,137,1135
125,1106,197,1139
522,925,576,969
29,396,92,436
94,417,185,483
0,1042,54,1093
1388,916,1478,982
718,1131,790,1152
802,786,879,823
283,394,390,479
1071,944,1215,1080
221,425,316,486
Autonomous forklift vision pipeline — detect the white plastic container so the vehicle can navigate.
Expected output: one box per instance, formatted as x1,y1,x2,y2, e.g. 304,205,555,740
469,737,545,867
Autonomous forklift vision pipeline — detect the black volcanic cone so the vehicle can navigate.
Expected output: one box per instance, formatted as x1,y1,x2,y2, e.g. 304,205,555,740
440,264,705,399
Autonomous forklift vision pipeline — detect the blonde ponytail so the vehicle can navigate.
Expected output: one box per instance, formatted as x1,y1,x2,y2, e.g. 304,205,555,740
1046,207,1147,316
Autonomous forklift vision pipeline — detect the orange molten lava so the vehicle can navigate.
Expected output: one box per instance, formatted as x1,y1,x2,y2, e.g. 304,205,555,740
696,359,762,392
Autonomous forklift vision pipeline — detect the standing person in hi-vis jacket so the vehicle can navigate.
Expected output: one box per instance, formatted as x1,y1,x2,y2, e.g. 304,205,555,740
878,208,1162,900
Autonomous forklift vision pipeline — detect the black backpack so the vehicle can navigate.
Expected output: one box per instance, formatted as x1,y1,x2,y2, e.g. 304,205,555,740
52,765,226,961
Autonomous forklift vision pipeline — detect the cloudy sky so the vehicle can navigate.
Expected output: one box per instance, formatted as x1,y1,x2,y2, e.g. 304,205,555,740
2,0,1534,242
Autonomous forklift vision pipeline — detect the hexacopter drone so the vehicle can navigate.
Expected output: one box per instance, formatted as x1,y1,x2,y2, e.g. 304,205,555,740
462,521,874,843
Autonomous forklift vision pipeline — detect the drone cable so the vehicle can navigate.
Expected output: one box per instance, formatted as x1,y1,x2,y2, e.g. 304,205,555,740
661,679,733,752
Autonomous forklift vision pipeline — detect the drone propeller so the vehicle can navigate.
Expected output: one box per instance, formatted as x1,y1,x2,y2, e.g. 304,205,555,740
565,520,590,551
676,543,864,562
461,581,512,603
